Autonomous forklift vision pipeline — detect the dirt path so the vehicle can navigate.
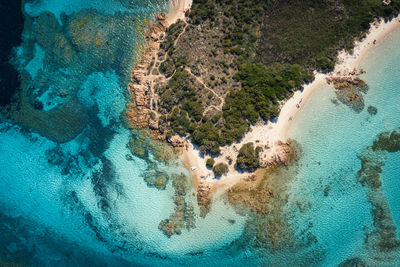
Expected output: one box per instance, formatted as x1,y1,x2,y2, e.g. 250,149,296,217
174,22,189,47
185,67,224,102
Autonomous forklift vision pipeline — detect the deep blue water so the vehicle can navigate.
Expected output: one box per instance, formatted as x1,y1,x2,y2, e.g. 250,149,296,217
0,0,24,106
1,1,400,266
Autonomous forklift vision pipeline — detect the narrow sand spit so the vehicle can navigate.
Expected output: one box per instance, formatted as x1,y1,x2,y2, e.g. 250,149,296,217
180,17,400,193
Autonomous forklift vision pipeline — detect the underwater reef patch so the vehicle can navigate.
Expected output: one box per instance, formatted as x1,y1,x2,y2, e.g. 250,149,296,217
125,128,197,237
225,141,325,264
338,257,366,267
326,75,369,113
158,173,196,237
356,128,400,265
4,7,146,143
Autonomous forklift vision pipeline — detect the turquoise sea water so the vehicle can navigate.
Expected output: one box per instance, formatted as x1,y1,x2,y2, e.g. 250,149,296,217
286,26,400,266
1,1,400,265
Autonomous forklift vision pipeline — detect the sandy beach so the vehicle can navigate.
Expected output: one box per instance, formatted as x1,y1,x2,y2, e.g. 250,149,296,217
167,0,192,25
181,17,400,193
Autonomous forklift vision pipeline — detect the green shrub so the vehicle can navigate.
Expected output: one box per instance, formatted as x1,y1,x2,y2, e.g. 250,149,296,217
174,56,188,68
159,59,175,77
315,57,335,73
213,162,229,176
256,0,400,68
206,158,215,168
235,142,261,171
157,0,400,157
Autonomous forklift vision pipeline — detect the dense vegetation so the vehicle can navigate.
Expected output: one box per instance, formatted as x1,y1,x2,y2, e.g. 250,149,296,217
190,0,271,62
160,20,185,53
159,61,310,154
206,158,215,168
156,0,400,156
235,142,261,171
212,162,229,176
222,63,311,143
257,0,400,72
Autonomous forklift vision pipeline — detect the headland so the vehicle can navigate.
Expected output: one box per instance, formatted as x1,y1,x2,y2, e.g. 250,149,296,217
126,0,400,216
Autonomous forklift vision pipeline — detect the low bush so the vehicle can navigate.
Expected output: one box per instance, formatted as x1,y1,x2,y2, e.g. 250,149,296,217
213,162,229,176
206,158,215,168
235,142,261,171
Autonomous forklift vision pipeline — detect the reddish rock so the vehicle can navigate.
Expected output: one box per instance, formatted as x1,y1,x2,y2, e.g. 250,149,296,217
167,135,186,147
156,13,166,21
197,183,212,217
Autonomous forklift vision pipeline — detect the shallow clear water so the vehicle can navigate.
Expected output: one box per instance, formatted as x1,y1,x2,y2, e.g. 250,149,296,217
286,26,400,266
0,1,247,266
1,0,400,265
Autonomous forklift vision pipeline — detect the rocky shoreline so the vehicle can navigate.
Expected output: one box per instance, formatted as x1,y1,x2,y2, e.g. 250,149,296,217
125,12,199,237
126,14,168,139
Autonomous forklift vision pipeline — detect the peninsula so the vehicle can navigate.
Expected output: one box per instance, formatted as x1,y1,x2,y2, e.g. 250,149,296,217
126,0,400,216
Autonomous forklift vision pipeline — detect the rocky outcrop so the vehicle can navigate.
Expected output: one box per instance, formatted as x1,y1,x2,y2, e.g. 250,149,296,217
261,141,295,168
197,182,212,217
326,68,368,113
326,76,366,90
167,135,186,147
125,14,169,134
126,103,150,129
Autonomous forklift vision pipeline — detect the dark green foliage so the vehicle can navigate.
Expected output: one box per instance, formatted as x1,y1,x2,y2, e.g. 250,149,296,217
158,0,400,157
169,108,191,136
189,0,270,61
161,63,311,154
257,0,400,69
159,59,175,77
221,63,312,143
192,121,221,154
213,162,229,176
159,68,198,111
189,0,217,24
159,69,205,136
206,158,215,168
315,57,335,73
235,142,261,171
218,0,270,61
174,56,188,68
160,21,185,52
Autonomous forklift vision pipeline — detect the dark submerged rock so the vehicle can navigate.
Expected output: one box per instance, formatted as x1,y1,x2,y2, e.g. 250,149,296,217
367,105,378,115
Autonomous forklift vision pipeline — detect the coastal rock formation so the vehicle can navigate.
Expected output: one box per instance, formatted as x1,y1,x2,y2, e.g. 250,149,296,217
227,140,298,215
197,182,212,217
261,141,296,168
326,76,366,90
326,69,368,113
125,14,169,135
167,135,186,147
228,180,273,215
